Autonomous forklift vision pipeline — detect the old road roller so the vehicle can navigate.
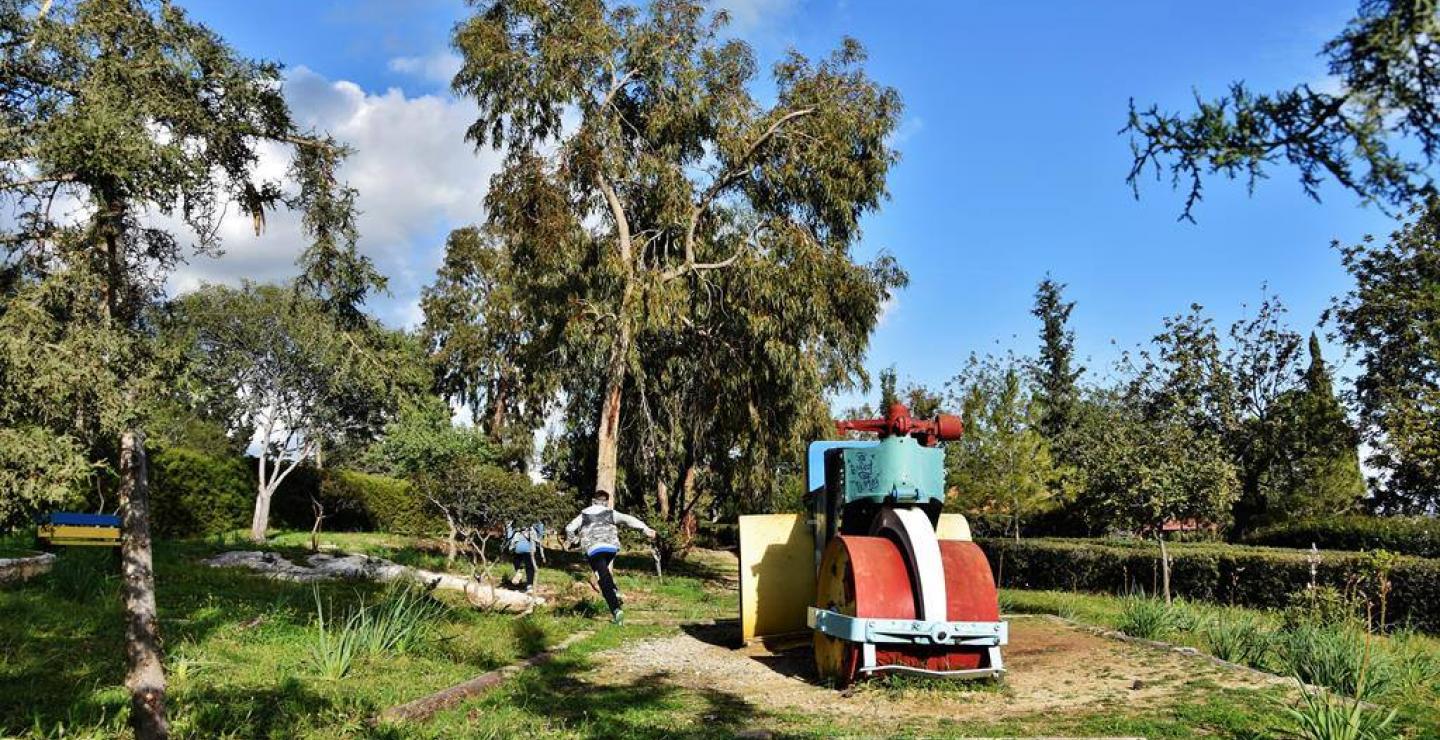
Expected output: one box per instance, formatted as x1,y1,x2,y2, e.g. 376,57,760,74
738,402,1007,687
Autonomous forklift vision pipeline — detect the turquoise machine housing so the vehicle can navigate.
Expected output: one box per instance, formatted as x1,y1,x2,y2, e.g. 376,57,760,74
806,433,950,571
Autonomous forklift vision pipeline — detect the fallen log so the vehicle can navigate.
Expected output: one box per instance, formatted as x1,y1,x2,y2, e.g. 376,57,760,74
202,551,544,613
375,630,593,724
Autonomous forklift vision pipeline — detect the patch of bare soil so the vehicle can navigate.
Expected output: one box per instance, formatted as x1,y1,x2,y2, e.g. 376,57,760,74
590,616,1286,725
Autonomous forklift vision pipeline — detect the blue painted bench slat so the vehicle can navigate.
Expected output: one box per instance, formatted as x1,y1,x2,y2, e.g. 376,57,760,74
46,512,122,527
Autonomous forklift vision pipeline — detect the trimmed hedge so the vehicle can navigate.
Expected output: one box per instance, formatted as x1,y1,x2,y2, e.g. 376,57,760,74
320,469,439,536
980,538,1440,632
149,446,253,537
1243,515,1440,559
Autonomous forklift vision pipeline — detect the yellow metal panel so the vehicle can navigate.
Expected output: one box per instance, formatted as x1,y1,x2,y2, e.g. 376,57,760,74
738,514,815,643
39,525,120,542
45,540,120,547
936,513,972,541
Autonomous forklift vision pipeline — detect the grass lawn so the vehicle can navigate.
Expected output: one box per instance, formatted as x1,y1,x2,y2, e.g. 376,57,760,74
1,530,1434,737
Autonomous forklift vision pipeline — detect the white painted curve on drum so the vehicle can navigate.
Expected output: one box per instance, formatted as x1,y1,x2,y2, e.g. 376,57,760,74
871,507,948,622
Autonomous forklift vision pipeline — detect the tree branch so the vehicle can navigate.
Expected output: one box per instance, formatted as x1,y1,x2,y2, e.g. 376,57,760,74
668,108,815,280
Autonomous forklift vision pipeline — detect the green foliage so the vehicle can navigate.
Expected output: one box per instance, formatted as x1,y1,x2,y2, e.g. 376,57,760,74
420,226,555,459
1245,516,1440,559
0,427,90,532
1253,335,1366,525
1117,594,1179,639
1030,276,1083,444
0,0,365,513
359,396,506,477
979,538,1440,631
1330,201,1440,514
1202,613,1273,665
321,469,435,537
1125,1,1440,220
148,446,252,538
945,356,1061,538
1284,587,1366,631
415,458,568,546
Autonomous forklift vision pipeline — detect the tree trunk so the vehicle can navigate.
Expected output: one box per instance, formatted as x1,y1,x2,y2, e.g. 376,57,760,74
119,431,169,740
444,515,459,566
656,480,671,520
593,318,630,496
249,489,272,543
1158,534,1172,605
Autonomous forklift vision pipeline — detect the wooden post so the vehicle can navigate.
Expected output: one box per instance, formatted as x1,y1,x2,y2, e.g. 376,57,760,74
119,431,169,740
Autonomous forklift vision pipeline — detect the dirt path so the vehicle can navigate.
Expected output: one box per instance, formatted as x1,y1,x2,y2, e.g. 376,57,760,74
589,616,1287,727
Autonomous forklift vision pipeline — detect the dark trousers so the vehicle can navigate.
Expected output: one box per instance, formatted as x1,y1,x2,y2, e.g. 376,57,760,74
587,551,621,613
511,551,535,589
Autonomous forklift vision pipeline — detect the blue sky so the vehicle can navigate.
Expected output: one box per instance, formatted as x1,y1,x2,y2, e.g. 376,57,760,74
178,0,1398,409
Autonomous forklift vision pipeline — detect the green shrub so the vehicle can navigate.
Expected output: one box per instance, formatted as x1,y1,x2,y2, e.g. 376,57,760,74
1244,515,1440,559
149,446,253,537
1283,587,1364,631
1117,594,1177,640
979,538,1440,632
1202,613,1272,665
320,469,438,536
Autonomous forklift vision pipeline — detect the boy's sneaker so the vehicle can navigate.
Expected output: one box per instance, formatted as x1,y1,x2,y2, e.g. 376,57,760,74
611,609,624,625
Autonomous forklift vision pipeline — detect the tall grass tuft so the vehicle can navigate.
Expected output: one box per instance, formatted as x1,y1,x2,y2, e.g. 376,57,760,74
309,589,360,680
1202,613,1272,666
1117,594,1177,640
1275,625,1396,701
1280,680,1398,740
349,583,444,656
308,584,444,679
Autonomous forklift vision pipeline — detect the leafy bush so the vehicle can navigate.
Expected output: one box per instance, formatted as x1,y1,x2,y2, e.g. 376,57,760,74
322,469,438,536
1202,613,1272,665
1117,594,1178,640
149,446,253,537
1244,515,1440,559
979,538,1440,631
1283,587,1364,631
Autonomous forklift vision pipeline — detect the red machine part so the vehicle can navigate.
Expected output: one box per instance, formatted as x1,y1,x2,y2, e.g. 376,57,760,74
813,535,1000,686
835,403,963,447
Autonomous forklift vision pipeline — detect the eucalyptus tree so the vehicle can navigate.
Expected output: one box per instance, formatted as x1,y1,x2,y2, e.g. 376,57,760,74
421,225,559,461
452,0,904,503
1,1,372,734
1126,0,1440,220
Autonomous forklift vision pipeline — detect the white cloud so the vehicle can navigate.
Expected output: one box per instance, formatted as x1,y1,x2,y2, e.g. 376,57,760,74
169,66,503,329
711,0,798,32
387,51,464,86
876,295,898,328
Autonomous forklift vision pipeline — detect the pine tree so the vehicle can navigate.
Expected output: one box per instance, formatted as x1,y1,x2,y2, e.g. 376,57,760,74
1031,277,1083,444
1262,335,1366,519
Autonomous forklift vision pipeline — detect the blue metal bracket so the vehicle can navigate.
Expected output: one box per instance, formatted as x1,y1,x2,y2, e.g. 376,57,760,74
808,607,1007,647
808,607,1008,679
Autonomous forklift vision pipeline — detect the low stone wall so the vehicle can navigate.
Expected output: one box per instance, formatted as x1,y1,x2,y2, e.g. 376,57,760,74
0,551,55,584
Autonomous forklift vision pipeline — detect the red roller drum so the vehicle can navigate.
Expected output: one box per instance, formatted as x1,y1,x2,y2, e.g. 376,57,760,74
813,536,1000,686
